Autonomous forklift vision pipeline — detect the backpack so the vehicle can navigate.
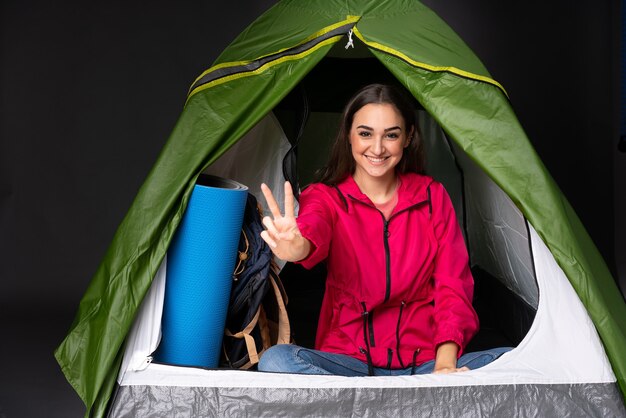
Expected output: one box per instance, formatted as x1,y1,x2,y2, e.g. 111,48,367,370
221,193,291,369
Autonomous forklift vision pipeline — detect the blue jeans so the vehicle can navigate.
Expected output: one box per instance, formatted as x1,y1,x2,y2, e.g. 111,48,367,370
258,345,512,376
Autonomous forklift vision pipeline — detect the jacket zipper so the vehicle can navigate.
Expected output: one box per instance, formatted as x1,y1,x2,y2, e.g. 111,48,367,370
347,196,429,303
382,218,392,301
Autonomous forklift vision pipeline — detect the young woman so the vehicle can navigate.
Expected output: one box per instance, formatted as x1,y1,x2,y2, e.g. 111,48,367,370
258,84,509,376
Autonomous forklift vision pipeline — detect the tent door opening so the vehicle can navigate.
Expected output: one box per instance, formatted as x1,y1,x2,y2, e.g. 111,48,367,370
270,47,538,355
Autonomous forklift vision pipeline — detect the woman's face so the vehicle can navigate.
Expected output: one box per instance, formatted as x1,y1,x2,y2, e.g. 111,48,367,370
349,103,412,183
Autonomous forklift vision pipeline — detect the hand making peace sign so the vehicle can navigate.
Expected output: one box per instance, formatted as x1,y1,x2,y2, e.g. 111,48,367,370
260,181,311,262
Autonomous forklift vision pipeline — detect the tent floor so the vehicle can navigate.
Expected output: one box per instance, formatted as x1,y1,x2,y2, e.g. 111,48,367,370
280,263,534,353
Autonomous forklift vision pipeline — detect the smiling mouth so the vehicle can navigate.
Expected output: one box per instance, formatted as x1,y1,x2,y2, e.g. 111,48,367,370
365,155,389,163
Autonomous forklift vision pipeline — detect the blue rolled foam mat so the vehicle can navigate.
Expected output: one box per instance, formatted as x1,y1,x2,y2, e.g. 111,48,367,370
155,174,248,368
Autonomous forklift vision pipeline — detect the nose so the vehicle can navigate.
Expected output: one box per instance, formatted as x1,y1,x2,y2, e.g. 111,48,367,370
371,137,384,155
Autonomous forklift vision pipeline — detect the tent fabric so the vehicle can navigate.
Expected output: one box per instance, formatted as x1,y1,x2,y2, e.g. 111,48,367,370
456,147,538,309
54,0,626,415
109,384,626,418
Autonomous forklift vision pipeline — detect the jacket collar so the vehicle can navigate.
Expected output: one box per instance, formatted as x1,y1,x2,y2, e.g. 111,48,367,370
337,172,433,213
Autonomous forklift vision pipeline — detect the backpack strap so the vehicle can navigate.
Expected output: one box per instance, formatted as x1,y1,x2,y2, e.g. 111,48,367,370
224,266,291,368
268,269,291,345
224,307,263,366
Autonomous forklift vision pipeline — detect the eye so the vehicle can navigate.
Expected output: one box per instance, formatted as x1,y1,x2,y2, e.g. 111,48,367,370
358,131,372,137
386,132,399,140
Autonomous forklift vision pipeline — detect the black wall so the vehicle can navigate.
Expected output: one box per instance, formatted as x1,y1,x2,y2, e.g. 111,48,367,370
0,1,622,416
0,2,278,307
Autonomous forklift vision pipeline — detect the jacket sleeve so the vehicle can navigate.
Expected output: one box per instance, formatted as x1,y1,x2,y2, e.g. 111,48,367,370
295,184,336,269
430,182,479,354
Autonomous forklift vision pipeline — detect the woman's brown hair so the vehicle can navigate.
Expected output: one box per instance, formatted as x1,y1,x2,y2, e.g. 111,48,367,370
315,83,425,186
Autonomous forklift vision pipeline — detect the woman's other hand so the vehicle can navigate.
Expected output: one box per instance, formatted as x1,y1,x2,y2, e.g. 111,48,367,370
260,182,311,262
433,341,469,374
433,366,470,374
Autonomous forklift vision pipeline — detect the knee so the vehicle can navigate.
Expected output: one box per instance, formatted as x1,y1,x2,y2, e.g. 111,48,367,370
258,344,297,372
460,346,513,370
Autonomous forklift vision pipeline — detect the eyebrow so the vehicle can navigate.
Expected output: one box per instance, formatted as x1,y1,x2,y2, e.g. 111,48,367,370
356,125,402,132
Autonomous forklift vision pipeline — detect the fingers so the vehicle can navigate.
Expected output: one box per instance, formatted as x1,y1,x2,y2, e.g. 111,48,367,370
263,215,296,242
262,216,280,241
284,181,295,218
260,230,277,249
261,183,282,218
260,181,298,252
433,366,470,375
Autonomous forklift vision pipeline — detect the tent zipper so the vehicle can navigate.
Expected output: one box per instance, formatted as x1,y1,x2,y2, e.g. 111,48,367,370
188,19,359,99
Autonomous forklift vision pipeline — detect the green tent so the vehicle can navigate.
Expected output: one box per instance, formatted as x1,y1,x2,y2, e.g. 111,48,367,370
55,1,626,416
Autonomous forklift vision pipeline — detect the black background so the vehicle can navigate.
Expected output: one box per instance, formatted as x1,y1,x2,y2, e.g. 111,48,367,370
1,1,623,416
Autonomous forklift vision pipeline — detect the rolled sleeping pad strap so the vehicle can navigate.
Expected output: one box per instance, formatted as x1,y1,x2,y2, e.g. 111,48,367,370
155,174,248,368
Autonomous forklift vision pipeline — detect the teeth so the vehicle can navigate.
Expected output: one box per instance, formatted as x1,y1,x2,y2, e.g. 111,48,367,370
366,156,387,163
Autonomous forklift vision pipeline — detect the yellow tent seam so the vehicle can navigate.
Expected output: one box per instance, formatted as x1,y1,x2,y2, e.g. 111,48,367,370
352,27,508,97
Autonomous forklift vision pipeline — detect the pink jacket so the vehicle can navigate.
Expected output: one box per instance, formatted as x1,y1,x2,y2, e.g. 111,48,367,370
296,172,479,369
